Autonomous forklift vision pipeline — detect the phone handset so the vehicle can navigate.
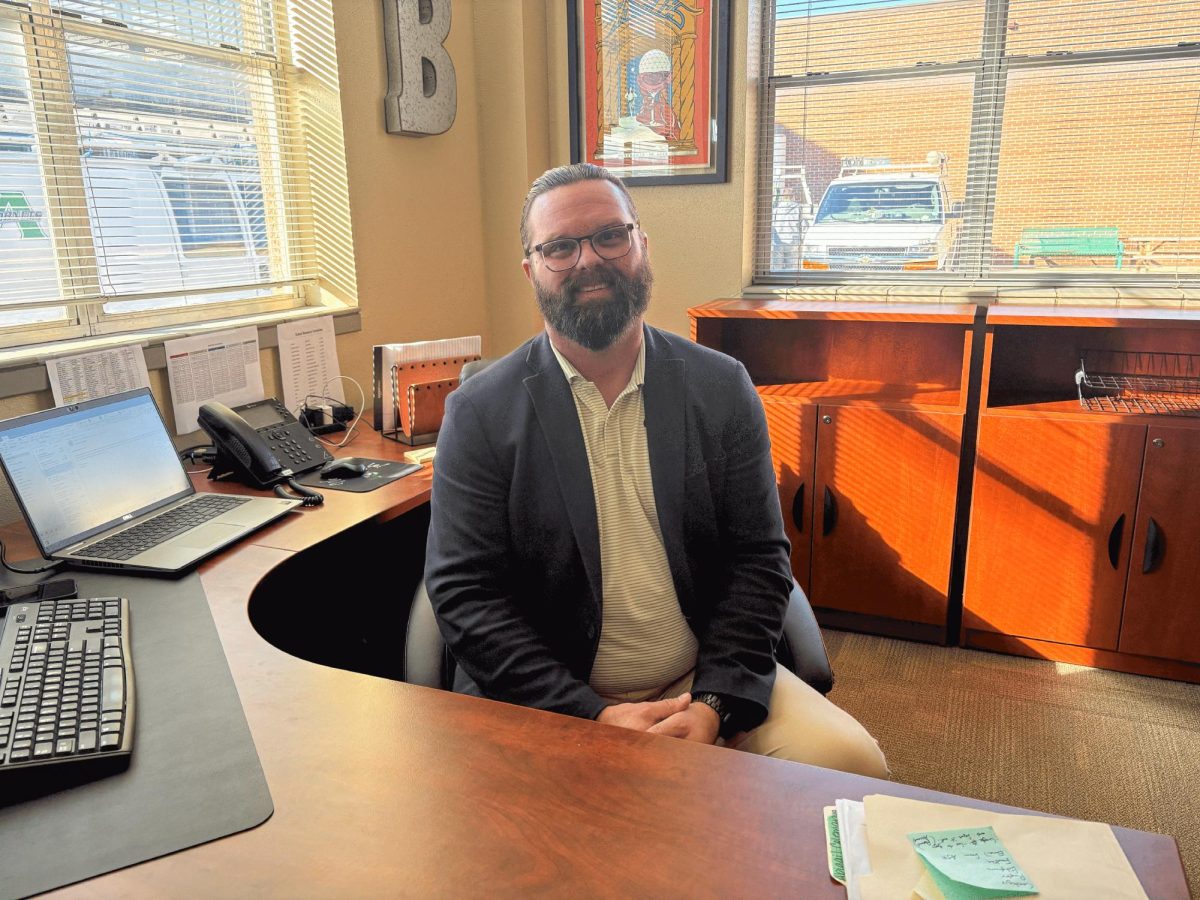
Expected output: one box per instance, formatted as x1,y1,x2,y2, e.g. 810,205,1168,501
197,402,324,506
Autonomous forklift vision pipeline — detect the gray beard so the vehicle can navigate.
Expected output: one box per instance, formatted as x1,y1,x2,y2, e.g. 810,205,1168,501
533,259,653,351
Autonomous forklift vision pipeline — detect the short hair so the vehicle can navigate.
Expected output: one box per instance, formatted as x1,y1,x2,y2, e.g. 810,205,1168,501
519,163,638,254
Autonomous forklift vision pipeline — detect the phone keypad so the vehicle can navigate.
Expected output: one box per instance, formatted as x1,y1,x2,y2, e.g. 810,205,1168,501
263,429,327,471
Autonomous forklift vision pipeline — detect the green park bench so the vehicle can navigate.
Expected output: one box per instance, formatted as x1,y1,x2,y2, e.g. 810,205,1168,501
1012,226,1124,268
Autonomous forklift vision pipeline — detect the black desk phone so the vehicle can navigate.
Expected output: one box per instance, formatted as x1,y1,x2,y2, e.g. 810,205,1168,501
197,398,331,490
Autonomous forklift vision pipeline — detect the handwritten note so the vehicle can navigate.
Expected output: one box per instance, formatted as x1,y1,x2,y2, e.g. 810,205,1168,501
907,826,1038,900
824,807,846,884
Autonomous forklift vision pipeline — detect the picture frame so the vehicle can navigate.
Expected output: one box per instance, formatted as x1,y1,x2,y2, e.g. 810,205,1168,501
567,0,730,186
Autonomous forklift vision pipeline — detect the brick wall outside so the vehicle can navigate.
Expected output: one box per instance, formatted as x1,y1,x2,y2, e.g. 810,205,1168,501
771,0,1200,269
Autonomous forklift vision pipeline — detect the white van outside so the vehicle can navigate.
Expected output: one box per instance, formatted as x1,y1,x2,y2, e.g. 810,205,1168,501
798,154,961,273
0,145,267,319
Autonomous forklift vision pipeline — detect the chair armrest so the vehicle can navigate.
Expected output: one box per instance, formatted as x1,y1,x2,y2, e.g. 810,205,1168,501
411,577,832,696
778,580,834,695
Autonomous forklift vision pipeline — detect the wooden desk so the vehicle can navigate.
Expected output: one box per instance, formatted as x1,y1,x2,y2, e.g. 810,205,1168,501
31,431,1189,897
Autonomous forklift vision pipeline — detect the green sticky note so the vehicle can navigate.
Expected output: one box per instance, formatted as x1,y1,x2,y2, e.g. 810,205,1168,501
907,826,1038,900
824,807,845,883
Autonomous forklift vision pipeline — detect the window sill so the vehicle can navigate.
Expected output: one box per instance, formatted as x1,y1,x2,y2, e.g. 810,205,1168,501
0,306,362,402
743,281,1200,309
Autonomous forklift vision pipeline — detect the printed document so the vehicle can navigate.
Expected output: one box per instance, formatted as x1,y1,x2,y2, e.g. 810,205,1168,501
46,345,150,405
165,327,265,434
277,316,343,415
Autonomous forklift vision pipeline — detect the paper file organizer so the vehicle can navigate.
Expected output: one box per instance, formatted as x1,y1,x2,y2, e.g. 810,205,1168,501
385,355,479,445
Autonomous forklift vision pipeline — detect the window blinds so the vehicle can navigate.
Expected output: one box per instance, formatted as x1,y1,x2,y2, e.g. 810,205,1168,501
0,0,351,333
757,0,1200,285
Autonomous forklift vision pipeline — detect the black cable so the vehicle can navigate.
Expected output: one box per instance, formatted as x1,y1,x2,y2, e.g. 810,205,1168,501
274,478,324,507
0,538,64,574
302,394,347,409
178,444,216,465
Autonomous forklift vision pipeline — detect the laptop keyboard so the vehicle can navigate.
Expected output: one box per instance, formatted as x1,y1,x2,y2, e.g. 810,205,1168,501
0,596,134,769
78,494,251,561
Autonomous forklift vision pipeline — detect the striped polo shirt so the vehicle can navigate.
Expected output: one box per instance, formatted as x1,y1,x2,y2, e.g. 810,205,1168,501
550,339,699,697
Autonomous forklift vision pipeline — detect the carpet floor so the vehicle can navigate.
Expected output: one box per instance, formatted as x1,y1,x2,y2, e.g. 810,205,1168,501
822,629,1200,892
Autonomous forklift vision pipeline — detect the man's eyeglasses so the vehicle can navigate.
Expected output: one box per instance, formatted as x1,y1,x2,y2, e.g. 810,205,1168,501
531,223,636,272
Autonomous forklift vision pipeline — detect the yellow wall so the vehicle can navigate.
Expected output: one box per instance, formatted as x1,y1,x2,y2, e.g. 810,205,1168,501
330,0,490,399
325,0,754,383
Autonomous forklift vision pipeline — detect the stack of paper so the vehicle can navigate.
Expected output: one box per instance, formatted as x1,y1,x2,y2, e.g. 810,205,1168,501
823,794,1149,899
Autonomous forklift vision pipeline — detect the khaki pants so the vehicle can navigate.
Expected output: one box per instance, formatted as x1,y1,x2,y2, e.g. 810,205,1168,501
603,663,890,779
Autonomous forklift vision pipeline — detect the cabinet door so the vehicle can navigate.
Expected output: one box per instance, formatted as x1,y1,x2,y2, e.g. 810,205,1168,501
1119,425,1200,663
963,415,1143,648
762,399,817,595
810,406,963,626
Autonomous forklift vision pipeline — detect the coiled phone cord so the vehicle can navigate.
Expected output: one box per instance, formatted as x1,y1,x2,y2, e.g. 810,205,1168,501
275,478,324,507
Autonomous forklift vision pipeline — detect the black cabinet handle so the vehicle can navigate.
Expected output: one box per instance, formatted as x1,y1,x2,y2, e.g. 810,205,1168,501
823,486,838,536
1142,517,1165,574
1107,514,1125,570
791,483,805,533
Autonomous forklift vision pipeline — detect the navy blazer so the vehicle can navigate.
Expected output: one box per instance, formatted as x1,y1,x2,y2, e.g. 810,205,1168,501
424,325,792,728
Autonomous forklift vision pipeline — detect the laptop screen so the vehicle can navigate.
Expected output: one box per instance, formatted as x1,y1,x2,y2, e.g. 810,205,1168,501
0,389,193,555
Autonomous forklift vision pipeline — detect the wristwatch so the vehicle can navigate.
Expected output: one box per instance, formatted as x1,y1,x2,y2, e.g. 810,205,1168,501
690,691,739,739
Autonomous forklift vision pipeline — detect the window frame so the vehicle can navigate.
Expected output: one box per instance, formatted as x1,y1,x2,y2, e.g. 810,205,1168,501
755,0,1200,289
0,0,342,349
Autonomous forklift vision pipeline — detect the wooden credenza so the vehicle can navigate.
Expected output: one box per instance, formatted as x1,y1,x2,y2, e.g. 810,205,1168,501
689,299,978,644
693,299,1200,685
962,306,1200,683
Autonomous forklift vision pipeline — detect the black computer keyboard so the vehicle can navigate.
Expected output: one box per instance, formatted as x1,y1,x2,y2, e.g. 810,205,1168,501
82,494,249,561
0,596,134,770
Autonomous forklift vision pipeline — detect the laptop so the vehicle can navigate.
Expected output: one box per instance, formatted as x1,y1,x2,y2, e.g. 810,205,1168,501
0,389,301,575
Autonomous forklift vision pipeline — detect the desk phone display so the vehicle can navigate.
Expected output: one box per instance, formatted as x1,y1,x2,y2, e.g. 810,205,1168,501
0,596,135,772
229,398,332,476
198,398,331,489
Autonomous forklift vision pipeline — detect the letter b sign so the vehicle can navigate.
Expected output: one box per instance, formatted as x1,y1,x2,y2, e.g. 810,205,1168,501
383,0,457,136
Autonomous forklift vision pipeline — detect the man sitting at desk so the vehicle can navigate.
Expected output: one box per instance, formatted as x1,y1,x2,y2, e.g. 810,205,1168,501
425,163,887,776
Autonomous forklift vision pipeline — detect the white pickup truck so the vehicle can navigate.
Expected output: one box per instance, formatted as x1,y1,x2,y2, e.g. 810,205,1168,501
798,155,961,273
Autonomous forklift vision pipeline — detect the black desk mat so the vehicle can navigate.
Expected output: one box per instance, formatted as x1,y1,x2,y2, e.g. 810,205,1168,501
0,570,272,898
295,456,421,492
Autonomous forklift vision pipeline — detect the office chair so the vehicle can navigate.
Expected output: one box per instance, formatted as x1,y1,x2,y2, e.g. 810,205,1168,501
459,358,494,382
404,354,835,694
404,577,835,695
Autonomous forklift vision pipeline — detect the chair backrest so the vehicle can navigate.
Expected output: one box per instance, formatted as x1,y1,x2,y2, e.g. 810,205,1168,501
403,578,833,695
403,580,456,689
404,357,495,688
460,358,495,383
778,580,835,695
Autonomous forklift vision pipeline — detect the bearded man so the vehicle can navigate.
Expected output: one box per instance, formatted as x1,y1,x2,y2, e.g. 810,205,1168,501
424,163,887,776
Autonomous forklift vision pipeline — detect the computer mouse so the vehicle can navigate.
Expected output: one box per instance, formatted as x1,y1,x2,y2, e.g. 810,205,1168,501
320,459,367,479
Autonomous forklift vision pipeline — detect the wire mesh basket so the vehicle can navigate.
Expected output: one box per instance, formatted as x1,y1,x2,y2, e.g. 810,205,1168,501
1076,349,1200,416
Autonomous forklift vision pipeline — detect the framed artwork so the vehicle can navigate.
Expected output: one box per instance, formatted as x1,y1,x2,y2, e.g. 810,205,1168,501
567,0,730,186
